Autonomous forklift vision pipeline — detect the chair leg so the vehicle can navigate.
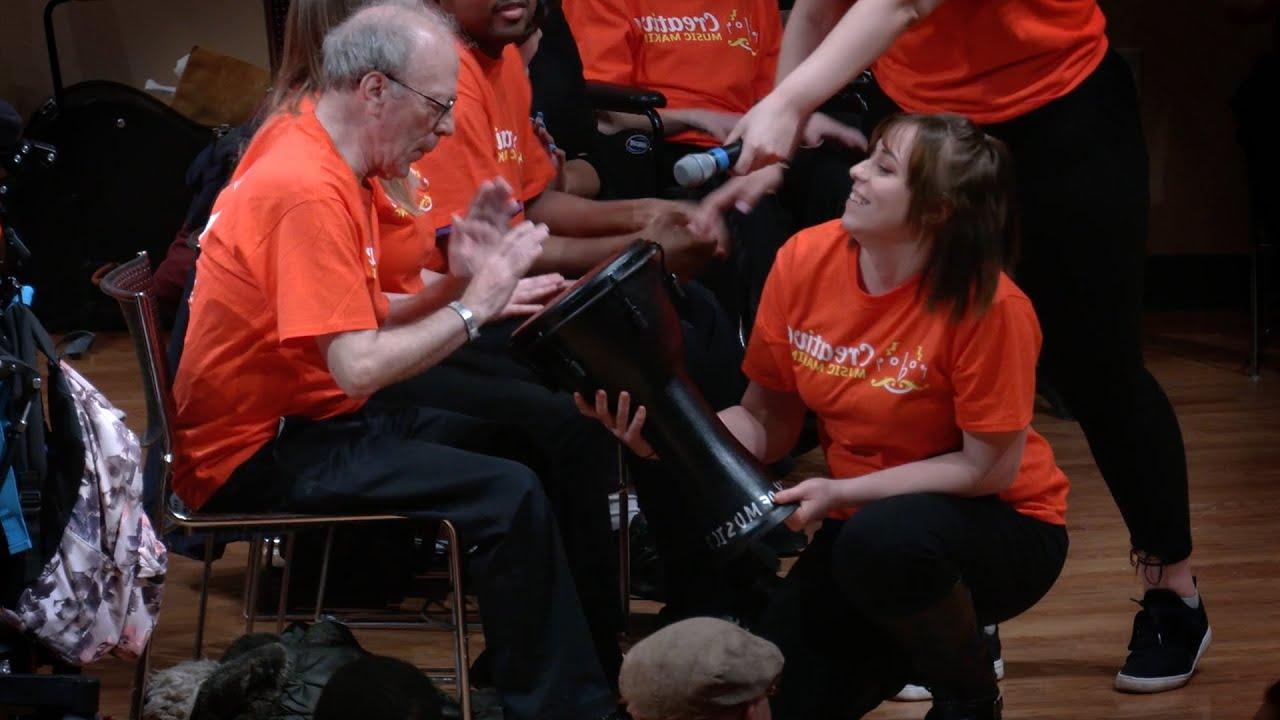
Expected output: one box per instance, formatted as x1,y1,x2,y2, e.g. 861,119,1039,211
616,444,631,634
194,535,214,659
442,519,471,720
275,531,297,635
245,535,264,635
129,637,152,720
314,526,337,623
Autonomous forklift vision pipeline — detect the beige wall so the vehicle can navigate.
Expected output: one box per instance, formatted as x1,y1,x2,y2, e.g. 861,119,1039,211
0,0,268,118
1,0,1274,254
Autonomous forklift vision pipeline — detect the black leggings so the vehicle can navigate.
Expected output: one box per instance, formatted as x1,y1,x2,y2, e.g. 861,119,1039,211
864,49,1192,563
762,494,1068,719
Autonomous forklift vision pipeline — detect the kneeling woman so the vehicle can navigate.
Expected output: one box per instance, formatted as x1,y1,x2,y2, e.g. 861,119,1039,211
580,113,1068,720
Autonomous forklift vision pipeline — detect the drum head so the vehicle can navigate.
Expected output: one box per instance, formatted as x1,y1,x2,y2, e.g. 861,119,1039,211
511,240,661,347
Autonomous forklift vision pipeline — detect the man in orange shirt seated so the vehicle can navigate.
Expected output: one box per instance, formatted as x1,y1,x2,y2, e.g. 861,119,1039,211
172,6,622,719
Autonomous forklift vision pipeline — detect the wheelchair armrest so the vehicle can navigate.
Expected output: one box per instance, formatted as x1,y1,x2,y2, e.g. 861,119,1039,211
584,81,667,114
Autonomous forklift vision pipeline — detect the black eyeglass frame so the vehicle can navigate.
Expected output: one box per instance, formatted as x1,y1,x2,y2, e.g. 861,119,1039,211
384,72,456,130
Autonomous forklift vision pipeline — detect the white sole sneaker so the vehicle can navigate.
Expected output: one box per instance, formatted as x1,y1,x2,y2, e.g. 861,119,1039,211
889,659,1006,702
1114,626,1212,693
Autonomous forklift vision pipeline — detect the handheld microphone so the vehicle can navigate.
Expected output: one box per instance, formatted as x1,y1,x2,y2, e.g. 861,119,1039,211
672,140,742,188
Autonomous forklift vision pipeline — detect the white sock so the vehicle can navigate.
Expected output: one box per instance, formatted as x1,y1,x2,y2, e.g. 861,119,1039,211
1181,592,1200,610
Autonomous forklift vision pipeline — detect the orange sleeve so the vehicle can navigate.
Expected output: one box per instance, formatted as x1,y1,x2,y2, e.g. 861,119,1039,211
564,0,638,85
742,237,798,392
272,200,381,343
950,295,1042,433
420,73,498,232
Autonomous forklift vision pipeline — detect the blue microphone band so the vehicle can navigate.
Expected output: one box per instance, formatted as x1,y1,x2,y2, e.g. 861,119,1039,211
708,146,733,173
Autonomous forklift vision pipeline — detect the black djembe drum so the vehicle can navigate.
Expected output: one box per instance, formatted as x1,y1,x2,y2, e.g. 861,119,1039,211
510,240,793,557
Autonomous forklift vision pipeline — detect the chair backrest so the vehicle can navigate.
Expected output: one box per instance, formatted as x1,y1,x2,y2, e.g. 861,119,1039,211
99,252,176,523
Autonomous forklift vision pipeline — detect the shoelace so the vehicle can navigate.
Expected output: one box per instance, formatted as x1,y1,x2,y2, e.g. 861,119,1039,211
1128,596,1177,651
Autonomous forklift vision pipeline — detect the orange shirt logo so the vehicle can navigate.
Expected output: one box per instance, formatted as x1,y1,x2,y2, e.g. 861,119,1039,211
868,340,931,395
632,10,759,54
392,168,434,218
787,328,931,394
494,127,524,163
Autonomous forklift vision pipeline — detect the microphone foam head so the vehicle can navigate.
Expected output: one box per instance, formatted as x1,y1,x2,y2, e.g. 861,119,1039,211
673,152,719,188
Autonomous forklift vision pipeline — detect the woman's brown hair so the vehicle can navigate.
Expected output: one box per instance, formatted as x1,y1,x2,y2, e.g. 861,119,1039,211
868,113,1020,323
264,0,427,211
268,0,368,114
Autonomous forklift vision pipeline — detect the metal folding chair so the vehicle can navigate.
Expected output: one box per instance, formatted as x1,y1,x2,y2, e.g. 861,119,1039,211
100,252,473,719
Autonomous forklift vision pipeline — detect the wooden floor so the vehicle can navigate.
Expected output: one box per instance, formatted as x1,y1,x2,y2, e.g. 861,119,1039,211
68,310,1280,719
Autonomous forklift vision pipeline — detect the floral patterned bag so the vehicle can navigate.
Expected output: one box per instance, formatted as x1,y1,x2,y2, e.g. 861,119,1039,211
1,361,167,665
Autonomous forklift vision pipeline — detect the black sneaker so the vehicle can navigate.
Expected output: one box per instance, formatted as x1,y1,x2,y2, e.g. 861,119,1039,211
892,625,1003,702
1115,589,1211,693
923,693,1003,720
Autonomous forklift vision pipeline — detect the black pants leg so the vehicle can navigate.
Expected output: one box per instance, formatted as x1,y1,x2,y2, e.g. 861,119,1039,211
369,346,625,687
859,53,1192,564
762,494,1067,719
987,51,1192,563
206,405,615,720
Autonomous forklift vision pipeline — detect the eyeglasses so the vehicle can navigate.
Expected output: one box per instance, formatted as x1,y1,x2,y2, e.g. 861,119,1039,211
384,72,456,130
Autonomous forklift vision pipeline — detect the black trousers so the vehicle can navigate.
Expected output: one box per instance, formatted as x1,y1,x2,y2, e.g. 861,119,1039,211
204,404,616,720
762,494,1068,719
863,49,1192,563
370,284,749,684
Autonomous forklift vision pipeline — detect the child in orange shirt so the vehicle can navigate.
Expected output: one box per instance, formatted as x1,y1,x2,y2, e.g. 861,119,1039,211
582,114,1069,720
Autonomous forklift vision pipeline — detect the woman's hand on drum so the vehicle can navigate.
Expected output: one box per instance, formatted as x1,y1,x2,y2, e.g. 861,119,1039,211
493,273,568,321
573,390,658,460
774,477,839,530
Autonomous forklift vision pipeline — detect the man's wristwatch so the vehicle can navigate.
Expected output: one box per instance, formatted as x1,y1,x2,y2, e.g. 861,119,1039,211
448,300,481,341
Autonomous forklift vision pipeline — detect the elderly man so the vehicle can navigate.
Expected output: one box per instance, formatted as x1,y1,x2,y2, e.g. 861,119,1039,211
171,4,622,719
620,618,783,720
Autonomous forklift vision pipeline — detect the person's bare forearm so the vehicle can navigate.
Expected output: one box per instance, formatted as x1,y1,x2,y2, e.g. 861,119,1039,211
777,0,848,82
774,0,940,114
526,190,653,237
383,271,464,326
598,108,702,138
532,233,637,275
321,308,472,398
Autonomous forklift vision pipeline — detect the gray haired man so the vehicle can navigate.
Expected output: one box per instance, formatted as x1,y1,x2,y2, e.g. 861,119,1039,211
172,4,621,718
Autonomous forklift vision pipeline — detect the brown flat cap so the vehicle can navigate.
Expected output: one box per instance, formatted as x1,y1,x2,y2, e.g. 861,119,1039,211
619,617,784,720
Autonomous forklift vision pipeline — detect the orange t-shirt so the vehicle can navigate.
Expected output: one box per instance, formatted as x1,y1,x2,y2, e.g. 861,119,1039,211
172,106,390,510
565,0,781,147
873,0,1109,124
374,166,446,294
742,221,1068,525
420,42,557,237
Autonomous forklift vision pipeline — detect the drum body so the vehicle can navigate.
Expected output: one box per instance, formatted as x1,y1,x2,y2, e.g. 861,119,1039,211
511,241,793,556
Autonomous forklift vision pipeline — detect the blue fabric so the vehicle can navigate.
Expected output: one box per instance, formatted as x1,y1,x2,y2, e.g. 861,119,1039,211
0,466,31,554
0,285,37,553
